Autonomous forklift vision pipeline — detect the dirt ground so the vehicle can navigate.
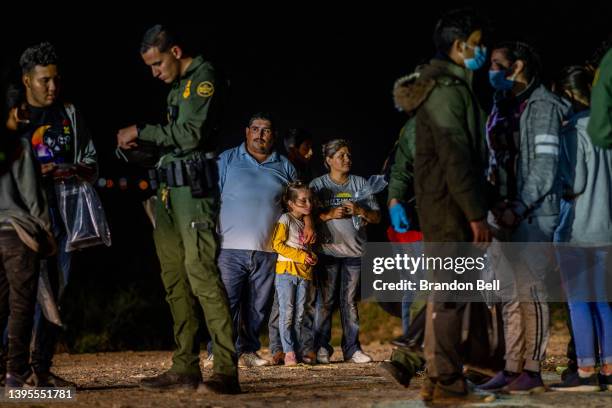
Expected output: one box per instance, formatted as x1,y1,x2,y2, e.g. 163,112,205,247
2,326,610,408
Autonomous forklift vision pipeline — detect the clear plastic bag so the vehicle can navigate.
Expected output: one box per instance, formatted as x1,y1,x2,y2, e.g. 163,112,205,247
351,175,388,229
55,177,112,252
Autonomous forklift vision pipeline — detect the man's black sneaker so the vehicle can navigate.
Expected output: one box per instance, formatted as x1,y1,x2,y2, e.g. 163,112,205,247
196,373,241,395
561,365,578,381
390,336,410,347
550,371,600,392
140,370,201,389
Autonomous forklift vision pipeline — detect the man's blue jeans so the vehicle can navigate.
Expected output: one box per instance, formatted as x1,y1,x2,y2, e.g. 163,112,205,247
275,273,310,353
314,255,361,359
216,249,276,354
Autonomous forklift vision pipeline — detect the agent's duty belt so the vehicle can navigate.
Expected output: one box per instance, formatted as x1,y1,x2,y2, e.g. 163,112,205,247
157,160,191,187
152,153,219,198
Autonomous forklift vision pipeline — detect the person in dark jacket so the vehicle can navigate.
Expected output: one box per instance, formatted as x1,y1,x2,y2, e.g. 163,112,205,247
410,8,493,403
0,124,55,388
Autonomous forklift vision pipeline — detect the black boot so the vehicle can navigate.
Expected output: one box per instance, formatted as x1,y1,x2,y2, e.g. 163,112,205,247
5,370,31,388
197,373,241,395
140,370,201,389
28,371,77,388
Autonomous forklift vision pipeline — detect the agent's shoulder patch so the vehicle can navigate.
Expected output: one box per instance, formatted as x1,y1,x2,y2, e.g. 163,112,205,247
196,81,215,98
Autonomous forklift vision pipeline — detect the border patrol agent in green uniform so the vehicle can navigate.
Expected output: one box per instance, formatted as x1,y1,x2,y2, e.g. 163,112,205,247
117,25,239,395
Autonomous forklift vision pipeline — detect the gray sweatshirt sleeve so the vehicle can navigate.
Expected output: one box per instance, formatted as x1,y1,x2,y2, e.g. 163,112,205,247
571,129,589,196
15,139,51,229
518,100,563,210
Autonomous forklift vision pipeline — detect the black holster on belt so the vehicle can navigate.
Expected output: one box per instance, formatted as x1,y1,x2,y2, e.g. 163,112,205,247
185,153,219,198
158,153,218,198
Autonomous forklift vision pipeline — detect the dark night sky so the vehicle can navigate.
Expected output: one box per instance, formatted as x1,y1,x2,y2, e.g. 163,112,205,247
2,3,610,178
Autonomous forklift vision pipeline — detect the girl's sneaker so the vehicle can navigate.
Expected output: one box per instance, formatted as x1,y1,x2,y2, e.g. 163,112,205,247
550,371,600,392
284,352,297,366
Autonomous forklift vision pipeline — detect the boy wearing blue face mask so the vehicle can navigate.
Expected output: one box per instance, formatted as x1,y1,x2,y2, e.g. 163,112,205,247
400,8,495,404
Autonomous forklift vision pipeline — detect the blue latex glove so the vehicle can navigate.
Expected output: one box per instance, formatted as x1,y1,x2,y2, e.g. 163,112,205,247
389,203,410,233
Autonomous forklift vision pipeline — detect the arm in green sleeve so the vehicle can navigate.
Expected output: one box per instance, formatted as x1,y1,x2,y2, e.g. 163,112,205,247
388,118,416,202
588,49,612,148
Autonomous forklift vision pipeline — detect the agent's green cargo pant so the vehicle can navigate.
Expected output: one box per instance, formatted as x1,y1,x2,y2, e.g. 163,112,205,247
153,185,237,378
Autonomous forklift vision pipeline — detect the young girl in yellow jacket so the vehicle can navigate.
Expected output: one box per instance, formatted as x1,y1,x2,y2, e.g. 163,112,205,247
271,181,318,366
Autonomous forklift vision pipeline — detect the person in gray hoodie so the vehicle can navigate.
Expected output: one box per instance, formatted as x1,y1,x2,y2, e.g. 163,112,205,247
550,66,612,392
479,42,571,394
0,126,55,388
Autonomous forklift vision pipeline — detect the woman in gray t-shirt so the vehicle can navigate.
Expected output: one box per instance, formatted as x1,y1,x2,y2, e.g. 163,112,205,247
309,139,381,364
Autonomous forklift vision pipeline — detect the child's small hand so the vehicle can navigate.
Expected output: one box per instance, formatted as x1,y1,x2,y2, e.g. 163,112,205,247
305,252,318,265
302,224,317,244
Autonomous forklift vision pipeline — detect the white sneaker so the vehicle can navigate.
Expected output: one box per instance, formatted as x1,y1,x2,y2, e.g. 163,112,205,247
316,347,330,364
203,353,214,368
239,352,269,367
349,350,372,364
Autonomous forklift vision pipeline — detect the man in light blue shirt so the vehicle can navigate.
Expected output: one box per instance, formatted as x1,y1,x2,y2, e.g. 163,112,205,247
213,112,298,367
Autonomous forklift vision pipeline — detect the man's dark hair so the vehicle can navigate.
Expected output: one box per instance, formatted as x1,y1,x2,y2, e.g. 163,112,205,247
284,128,311,151
433,8,486,54
141,24,189,54
495,41,543,83
248,112,275,130
19,42,59,74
